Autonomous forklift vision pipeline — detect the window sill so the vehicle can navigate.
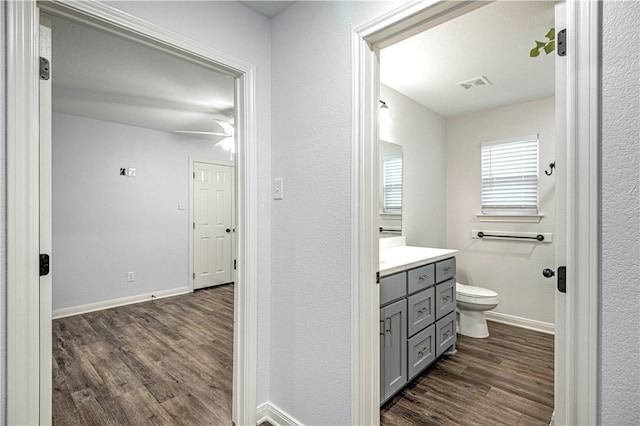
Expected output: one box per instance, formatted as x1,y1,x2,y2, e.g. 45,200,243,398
476,214,544,223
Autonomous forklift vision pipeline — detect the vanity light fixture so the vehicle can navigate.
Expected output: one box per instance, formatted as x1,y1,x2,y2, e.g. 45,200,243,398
379,100,392,123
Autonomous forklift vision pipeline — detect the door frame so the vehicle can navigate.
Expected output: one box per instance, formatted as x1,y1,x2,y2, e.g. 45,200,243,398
189,158,236,291
350,1,600,425
5,1,259,424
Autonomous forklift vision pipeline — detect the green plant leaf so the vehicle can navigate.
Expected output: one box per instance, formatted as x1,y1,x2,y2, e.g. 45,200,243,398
545,27,555,41
536,40,546,48
530,47,540,57
544,41,555,54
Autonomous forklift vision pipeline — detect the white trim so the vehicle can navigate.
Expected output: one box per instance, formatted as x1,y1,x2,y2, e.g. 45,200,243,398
477,214,544,223
7,1,259,424
485,312,555,335
564,1,600,424
6,2,40,424
256,402,303,426
52,286,192,320
352,1,600,425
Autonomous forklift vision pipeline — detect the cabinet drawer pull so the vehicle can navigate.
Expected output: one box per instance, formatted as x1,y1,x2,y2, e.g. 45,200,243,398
442,295,451,302
380,319,385,336
418,274,430,282
443,330,452,338
386,317,392,334
418,347,428,355
443,266,452,272
418,307,428,314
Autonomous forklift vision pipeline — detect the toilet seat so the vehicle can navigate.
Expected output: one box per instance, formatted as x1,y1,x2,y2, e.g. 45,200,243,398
456,283,499,305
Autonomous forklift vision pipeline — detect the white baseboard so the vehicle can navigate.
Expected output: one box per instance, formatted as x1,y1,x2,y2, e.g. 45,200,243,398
485,311,555,335
257,402,302,426
52,286,192,319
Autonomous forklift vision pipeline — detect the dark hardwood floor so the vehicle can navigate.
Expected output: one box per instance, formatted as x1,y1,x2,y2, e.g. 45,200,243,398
52,284,234,425
381,321,554,426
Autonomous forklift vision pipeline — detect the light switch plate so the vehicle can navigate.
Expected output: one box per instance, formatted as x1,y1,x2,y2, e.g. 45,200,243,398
273,177,284,200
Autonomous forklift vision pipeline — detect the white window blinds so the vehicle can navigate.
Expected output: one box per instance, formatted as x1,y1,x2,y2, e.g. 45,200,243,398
383,154,402,212
481,135,539,214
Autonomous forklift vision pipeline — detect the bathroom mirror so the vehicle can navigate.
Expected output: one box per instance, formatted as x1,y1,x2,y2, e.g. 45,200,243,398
379,140,403,237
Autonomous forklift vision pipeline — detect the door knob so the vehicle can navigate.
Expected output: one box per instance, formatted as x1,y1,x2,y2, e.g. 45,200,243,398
542,268,555,278
226,228,231,233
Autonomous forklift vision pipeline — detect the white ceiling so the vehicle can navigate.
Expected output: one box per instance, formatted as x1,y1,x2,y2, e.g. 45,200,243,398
240,1,294,18
380,1,556,118
51,15,235,140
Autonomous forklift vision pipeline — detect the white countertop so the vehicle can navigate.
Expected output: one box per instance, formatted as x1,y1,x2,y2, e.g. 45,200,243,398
379,245,458,277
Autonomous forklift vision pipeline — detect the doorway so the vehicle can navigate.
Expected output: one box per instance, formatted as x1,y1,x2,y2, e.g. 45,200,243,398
351,1,600,425
5,1,259,424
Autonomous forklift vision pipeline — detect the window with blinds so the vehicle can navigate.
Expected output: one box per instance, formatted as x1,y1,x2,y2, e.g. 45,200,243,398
383,154,402,212
481,135,539,215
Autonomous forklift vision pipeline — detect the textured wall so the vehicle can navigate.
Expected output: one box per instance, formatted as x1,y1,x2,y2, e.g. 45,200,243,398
601,1,640,424
380,84,447,248
270,2,400,423
69,0,274,404
446,97,556,325
52,112,232,310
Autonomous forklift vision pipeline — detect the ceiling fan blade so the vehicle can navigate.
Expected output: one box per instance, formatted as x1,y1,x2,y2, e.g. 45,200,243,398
174,130,229,136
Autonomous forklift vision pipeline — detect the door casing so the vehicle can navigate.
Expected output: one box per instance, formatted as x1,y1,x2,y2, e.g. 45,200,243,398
5,1,259,424
350,1,600,425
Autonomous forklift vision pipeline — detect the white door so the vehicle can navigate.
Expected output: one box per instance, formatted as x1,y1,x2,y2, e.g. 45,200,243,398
193,162,234,289
39,16,53,424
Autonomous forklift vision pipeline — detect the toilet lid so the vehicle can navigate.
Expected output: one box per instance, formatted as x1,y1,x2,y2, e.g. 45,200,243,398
456,283,498,298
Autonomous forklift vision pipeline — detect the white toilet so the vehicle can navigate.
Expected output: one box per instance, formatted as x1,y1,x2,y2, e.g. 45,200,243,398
456,282,499,338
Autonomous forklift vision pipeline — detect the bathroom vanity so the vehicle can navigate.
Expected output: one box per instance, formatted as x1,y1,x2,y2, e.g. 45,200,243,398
379,242,458,404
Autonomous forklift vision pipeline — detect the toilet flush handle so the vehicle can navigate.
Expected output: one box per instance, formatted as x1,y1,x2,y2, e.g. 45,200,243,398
542,268,555,278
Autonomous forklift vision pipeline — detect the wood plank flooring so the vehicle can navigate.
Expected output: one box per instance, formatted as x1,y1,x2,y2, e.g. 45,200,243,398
381,321,554,426
52,284,234,426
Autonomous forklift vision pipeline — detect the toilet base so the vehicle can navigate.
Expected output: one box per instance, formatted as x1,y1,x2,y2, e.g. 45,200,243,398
457,309,490,338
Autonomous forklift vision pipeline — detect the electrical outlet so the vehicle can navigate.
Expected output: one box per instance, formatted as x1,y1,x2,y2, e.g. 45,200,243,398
127,271,135,282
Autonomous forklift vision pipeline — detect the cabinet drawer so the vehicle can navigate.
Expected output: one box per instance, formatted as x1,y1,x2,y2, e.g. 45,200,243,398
407,287,435,337
435,279,456,319
435,257,456,283
380,272,407,306
435,311,456,357
407,324,435,381
408,263,435,294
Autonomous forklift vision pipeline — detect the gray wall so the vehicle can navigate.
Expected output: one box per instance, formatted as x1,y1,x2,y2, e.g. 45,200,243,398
446,97,556,325
52,112,231,310
601,1,640,424
380,84,447,248
270,2,399,423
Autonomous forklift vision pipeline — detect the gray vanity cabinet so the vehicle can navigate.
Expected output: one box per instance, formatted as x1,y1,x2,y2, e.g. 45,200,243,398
380,255,457,405
380,299,407,403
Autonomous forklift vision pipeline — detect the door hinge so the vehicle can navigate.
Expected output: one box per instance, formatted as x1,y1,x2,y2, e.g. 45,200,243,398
234,259,237,270
557,29,567,57
193,222,195,229
39,254,50,276
376,271,380,284
193,272,195,280
193,172,196,179
557,266,566,293
39,57,50,80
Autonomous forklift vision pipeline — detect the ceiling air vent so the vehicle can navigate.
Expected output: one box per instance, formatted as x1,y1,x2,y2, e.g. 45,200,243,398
456,76,492,90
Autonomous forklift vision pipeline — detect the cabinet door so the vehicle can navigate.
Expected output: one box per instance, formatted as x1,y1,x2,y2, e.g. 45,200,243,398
382,299,407,402
435,279,456,319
